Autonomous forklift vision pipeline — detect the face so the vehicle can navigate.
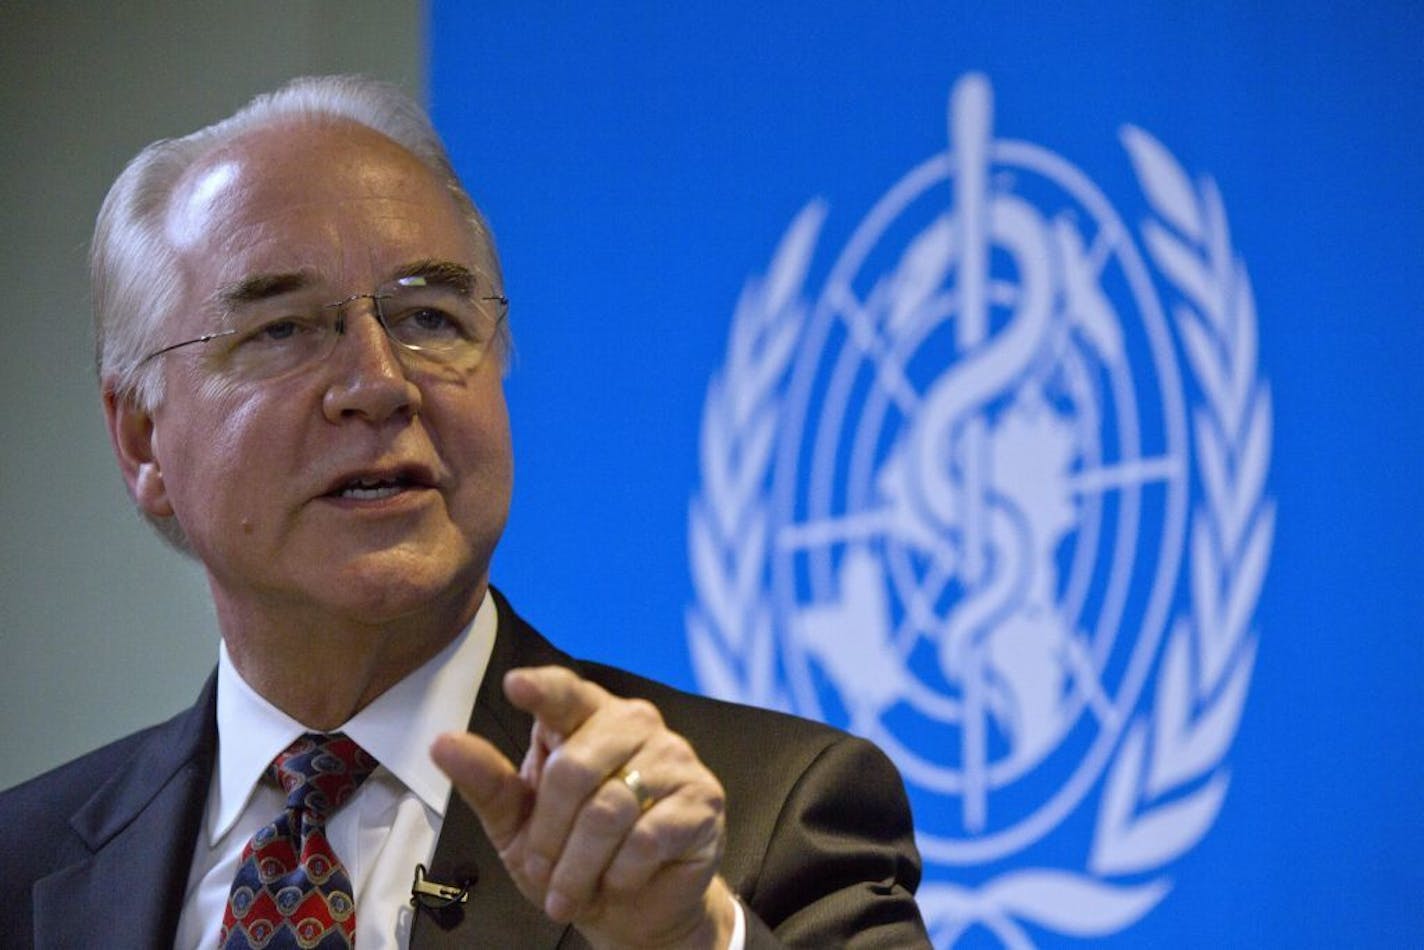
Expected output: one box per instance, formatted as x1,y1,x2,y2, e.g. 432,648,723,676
107,120,513,632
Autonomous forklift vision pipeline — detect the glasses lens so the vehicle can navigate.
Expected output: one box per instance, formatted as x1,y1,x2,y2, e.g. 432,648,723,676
377,278,503,367
221,306,338,380
170,277,507,381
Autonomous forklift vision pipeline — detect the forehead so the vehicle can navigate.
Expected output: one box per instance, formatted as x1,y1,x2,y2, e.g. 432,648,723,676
165,119,481,300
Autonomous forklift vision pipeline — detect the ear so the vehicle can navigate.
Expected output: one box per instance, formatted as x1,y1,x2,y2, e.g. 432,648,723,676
103,383,174,518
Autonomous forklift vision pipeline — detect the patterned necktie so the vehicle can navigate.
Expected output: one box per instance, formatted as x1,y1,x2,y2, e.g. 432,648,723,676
220,733,379,949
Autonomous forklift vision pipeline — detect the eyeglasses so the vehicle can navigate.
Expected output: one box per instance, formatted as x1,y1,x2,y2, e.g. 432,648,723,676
138,275,509,381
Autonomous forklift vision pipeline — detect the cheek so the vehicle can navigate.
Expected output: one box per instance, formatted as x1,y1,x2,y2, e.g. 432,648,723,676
440,387,514,509
154,387,297,526
464,410,514,498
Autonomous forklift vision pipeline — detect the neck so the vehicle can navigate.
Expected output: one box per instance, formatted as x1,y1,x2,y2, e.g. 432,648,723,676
215,582,486,730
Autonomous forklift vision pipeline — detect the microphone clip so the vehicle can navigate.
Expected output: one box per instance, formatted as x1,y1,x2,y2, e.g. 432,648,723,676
410,863,472,909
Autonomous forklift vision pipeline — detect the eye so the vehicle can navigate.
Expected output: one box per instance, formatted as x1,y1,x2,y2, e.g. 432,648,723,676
408,307,458,333
233,314,323,350
387,305,468,345
258,318,301,341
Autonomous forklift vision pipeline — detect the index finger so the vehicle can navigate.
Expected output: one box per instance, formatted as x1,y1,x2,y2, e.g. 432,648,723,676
503,666,611,740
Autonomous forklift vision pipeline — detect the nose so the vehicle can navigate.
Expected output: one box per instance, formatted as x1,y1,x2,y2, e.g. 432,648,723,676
320,301,423,424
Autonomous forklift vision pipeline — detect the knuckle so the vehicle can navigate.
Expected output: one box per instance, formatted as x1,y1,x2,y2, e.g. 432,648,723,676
620,819,664,864
678,800,717,840
600,858,645,896
619,697,663,731
648,730,700,772
543,747,600,791
701,779,727,815
580,785,633,836
665,792,725,857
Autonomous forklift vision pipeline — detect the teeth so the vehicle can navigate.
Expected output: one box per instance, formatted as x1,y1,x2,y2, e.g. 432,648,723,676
340,479,404,499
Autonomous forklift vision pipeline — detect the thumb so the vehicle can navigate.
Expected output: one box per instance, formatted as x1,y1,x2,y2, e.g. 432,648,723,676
431,731,532,850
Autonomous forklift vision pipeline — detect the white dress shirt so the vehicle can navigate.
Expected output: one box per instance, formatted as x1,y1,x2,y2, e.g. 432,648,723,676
173,591,497,949
171,590,744,949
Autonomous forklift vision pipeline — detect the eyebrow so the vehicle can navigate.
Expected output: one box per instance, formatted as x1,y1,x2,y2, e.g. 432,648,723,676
209,260,479,316
213,271,316,314
390,259,477,296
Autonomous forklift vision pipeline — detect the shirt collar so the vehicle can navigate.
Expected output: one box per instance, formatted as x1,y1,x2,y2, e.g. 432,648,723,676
207,589,498,845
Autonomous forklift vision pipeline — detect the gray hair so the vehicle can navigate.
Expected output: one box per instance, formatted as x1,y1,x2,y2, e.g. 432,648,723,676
93,74,504,411
92,75,505,552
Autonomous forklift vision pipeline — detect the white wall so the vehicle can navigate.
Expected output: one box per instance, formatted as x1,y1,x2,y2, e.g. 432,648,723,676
0,2,423,790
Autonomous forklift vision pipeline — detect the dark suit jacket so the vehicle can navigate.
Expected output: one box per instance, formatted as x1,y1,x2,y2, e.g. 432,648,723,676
0,591,926,948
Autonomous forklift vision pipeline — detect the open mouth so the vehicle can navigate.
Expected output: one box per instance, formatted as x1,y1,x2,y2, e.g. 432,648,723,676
335,477,410,500
324,466,434,501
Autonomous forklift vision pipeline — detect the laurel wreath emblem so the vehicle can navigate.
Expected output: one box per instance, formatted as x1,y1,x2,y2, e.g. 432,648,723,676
687,121,1272,946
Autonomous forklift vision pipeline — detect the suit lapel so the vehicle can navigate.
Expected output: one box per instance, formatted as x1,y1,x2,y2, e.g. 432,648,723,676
411,590,578,949
35,599,583,948
33,677,216,950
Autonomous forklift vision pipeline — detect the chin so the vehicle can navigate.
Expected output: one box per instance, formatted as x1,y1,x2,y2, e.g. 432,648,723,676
328,543,486,623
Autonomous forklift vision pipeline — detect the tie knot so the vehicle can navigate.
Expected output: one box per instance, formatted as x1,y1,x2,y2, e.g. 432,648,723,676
269,732,378,822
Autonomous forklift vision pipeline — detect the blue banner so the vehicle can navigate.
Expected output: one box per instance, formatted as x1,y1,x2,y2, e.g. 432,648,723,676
431,4,1420,945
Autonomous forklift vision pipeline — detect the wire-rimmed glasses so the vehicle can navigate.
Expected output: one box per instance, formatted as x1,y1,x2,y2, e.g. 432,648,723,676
137,272,508,381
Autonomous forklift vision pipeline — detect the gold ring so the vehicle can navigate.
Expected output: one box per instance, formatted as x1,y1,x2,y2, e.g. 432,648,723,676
618,767,655,813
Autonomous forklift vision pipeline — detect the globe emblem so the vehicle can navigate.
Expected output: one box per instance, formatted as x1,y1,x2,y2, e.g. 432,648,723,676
764,75,1190,864
692,72,1272,939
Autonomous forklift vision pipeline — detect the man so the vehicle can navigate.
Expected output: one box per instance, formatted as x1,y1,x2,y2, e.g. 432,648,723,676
0,76,926,948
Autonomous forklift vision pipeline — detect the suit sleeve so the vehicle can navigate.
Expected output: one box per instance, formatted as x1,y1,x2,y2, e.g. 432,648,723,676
737,734,930,949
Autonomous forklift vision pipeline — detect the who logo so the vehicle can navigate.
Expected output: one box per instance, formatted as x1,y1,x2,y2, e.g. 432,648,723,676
687,74,1273,945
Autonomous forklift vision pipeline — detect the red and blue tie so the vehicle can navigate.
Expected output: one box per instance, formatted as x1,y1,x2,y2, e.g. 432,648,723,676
220,733,378,949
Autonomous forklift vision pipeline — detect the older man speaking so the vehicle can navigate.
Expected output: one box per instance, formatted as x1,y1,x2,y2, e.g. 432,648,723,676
0,77,926,949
